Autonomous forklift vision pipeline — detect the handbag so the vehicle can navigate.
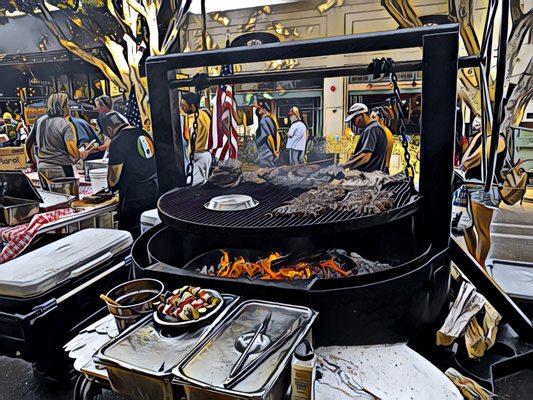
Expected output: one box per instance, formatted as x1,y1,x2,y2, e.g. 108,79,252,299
499,160,528,206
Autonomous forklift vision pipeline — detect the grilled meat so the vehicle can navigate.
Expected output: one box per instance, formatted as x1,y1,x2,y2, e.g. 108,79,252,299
270,182,399,219
244,164,346,188
269,185,346,218
209,159,243,188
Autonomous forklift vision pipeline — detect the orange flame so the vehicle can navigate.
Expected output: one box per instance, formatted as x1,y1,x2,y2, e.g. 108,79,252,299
215,251,347,280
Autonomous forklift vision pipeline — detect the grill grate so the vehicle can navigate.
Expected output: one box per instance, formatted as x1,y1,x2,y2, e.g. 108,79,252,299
158,181,420,235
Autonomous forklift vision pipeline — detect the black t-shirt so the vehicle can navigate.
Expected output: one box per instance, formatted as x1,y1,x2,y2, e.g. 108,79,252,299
108,127,158,220
352,121,388,173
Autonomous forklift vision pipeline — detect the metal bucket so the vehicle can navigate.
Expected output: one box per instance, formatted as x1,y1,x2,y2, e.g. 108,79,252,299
106,278,164,332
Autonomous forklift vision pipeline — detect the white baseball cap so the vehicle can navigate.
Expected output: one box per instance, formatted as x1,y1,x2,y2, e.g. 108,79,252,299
345,103,369,123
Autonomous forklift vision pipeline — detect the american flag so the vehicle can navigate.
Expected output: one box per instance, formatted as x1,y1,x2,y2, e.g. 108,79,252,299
207,82,239,161
125,86,142,128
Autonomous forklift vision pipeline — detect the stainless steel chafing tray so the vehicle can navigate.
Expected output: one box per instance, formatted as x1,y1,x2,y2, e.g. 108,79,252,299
0,196,40,225
0,171,43,225
173,300,318,400
94,294,239,400
37,189,75,211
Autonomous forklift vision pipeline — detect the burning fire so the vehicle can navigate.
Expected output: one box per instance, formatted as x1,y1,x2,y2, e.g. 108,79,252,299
216,250,349,280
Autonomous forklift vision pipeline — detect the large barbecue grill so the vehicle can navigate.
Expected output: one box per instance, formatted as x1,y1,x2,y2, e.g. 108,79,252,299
134,24,461,346
158,180,417,236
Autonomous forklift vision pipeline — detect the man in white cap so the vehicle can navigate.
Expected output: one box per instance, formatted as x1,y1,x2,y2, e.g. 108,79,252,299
343,103,389,173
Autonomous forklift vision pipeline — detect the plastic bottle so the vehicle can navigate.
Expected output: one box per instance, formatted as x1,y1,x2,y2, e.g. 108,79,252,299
290,339,316,400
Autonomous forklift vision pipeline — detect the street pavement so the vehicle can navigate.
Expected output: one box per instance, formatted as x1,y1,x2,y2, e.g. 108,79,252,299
0,356,124,400
489,199,533,264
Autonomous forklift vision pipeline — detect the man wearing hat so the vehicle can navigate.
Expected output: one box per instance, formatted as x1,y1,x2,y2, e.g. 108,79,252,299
180,91,212,184
343,103,389,173
255,100,281,167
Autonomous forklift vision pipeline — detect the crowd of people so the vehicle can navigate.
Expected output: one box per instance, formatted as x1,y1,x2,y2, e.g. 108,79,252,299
10,89,515,263
179,92,395,175
20,92,158,237
0,112,28,146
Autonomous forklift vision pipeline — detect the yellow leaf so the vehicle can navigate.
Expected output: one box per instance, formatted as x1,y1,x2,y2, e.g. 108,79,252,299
71,17,83,27
317,0,336,14
212,12,230,27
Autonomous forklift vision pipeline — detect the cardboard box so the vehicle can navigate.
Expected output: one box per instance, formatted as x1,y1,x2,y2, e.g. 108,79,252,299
0,147,27,171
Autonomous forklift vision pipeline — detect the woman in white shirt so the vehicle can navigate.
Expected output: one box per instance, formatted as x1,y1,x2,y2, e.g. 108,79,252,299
286,106,308,165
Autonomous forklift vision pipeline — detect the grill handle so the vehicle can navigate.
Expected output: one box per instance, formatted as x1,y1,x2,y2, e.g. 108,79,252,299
425,247,450,294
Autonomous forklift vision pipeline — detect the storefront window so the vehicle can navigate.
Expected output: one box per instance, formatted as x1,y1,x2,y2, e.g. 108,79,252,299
89,73,105,100
72,74,90,100
55,74,70,96
275,97,322,137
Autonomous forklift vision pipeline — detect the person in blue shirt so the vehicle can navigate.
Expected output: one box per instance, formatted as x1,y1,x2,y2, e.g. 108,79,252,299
70,116,105,160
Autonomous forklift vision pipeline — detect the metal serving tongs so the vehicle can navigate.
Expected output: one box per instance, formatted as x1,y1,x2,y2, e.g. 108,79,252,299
223,317,304,389
227,312,272,380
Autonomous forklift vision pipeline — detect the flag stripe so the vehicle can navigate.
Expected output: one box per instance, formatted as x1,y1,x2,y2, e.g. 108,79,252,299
207,84,239,161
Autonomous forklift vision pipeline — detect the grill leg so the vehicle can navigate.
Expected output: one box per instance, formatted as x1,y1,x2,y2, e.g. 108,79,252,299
419,31,459,251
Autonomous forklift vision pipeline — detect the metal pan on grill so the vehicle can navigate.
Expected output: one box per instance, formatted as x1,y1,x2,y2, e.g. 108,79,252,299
205,194,259,211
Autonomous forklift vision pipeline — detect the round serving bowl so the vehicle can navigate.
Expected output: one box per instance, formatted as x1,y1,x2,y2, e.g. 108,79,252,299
153,289,224,332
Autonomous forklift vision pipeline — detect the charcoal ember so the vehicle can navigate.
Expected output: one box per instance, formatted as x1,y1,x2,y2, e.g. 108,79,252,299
209,159,243,187
348,251,393,274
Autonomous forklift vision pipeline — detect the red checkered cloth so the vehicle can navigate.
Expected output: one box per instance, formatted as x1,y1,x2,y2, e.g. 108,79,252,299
79,183,93,196
0,208,76,264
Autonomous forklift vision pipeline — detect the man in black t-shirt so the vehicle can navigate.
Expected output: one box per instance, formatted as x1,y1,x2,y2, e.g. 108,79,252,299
343,103,388,173
100,111,158,237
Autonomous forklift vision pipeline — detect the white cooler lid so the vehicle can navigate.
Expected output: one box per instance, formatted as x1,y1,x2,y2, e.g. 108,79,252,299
140,209,161,225
0,229,133,299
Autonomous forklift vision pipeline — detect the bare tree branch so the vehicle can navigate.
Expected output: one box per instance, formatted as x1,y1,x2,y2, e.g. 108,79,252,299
449,0,480,55
504,10,532,93
510,0,524,22
502,59,533,131
38,1,128,92
125,0,147,19
106,0,134,39
381,0,421,28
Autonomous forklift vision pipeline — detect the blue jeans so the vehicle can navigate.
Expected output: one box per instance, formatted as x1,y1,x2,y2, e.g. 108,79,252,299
289,149,304,165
